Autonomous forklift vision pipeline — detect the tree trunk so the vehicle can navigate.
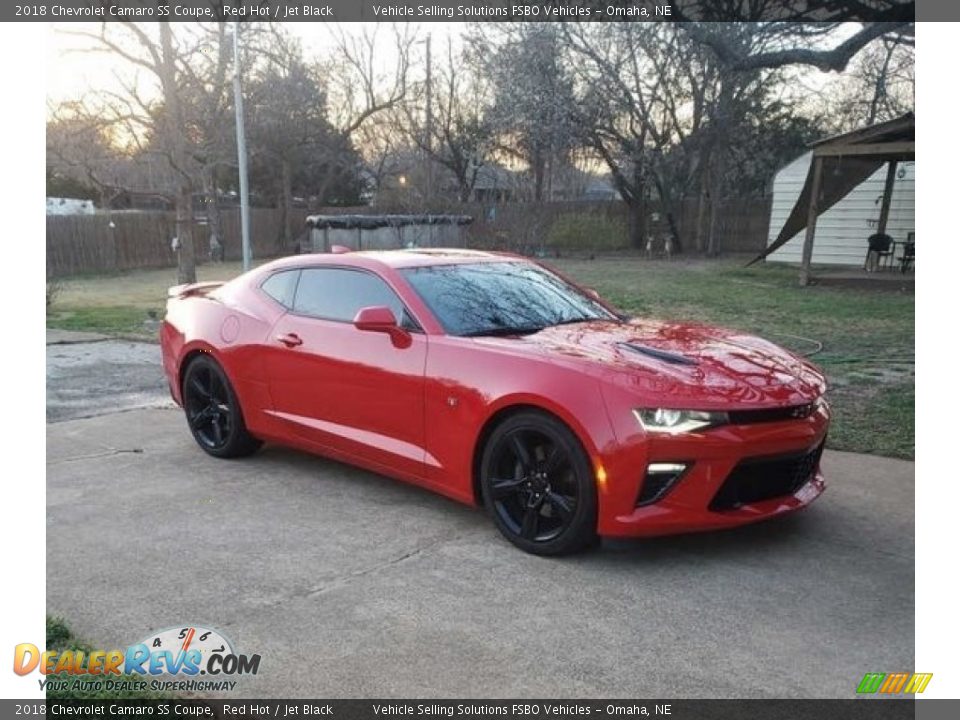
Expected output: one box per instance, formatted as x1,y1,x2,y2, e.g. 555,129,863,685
694,182,708,254
627,199,647,250
532,149,545,202
176,188,196,284
159,22,196,284
664,210,684,254
706,192,720,257
650,169,684,254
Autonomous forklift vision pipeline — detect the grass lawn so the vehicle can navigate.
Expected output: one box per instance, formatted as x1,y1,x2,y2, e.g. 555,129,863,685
47,255,914,459
47,262,260,336
44,616,171,700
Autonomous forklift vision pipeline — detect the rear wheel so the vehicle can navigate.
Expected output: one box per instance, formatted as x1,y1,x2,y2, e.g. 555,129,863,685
480,411,598,556
182,355,261,458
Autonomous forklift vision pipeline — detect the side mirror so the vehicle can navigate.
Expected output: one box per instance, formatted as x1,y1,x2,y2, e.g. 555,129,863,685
353,306,411,348
584,287,601,301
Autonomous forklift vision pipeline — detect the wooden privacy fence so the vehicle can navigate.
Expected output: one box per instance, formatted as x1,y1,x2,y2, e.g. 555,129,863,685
46,207,311,277
673,196,774,254
46,199,771,277
457,198,772,254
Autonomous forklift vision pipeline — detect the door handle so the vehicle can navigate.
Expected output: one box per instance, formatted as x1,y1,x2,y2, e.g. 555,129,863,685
276,333,303,348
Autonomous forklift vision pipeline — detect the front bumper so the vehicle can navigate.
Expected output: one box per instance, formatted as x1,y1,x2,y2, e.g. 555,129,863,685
595,404,829,538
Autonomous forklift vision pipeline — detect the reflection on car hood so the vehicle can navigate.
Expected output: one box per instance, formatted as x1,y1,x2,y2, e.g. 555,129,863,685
477,319,826,408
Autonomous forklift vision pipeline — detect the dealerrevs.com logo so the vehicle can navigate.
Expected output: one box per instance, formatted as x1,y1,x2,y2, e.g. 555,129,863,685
14,625,260,693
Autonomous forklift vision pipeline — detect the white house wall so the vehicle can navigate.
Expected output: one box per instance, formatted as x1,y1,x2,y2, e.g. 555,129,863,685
767,151,915,266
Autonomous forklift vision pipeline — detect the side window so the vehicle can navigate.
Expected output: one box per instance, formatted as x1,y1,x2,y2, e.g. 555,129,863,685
260,270,299,308
293,268,409,325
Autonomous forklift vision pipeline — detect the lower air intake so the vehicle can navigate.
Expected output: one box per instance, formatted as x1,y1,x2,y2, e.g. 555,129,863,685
709,441,824,511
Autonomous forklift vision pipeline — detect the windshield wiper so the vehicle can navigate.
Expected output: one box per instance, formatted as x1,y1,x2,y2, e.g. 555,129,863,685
461,325,545,337
551,316,602,327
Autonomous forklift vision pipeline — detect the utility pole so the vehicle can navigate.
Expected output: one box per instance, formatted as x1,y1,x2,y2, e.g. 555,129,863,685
424,34,433,205
233,22,252,271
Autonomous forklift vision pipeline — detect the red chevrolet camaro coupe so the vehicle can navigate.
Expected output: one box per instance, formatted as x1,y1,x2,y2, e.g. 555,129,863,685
161,249,829,555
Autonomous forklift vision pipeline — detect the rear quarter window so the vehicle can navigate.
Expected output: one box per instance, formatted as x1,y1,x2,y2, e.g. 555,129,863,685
260,270,300,308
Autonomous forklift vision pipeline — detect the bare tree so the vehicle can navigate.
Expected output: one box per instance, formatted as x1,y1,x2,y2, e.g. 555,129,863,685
352,105,411,204
679,21,912,73
820,30,915,130
321,24,415,137
245,32,343,249
306,25,418,208
470,24,579,202
46,113,127,207
402,38,495,204
57,8,245,283
562,24,734,250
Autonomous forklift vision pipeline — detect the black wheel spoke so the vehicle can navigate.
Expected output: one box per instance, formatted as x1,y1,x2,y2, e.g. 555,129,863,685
210,372,227,405
509,434,533,472
545,491,574,521
191,407,213,425
490,477,527,500
212,417,224,445
190,376,209,399
542,444,564,475
520,506,539,539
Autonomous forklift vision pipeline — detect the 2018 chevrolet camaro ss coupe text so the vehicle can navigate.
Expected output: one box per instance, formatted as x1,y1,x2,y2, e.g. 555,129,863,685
161,249,829,555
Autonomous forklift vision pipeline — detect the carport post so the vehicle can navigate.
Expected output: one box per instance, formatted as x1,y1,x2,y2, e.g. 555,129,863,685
878,160,898,234
799,156,824,287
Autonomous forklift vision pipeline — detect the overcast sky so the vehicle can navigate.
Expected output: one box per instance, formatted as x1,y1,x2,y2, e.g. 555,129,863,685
45,22,463,107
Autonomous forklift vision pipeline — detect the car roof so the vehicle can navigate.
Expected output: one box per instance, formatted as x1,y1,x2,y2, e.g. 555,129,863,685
260,248,524,272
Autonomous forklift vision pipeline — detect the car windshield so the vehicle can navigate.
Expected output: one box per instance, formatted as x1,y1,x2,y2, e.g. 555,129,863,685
401,261,618,337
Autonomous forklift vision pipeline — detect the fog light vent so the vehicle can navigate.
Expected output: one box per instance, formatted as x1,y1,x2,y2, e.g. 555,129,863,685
637,462,689,506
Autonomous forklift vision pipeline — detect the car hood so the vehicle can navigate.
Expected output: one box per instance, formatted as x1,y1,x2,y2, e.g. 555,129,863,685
479,319,826,408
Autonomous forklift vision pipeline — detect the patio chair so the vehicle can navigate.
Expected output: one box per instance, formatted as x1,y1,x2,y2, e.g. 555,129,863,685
864,233,894,272
900,233,915,274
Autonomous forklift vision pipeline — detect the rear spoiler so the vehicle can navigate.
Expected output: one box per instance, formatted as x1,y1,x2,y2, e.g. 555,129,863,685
167,281,225,299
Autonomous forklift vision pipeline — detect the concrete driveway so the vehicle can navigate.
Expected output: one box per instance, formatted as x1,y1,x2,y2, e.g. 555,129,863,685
46,330,172,422
46,335,914,698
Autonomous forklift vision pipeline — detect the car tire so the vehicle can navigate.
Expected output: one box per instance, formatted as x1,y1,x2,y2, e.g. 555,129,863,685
181,354,262,459
480,410,598,556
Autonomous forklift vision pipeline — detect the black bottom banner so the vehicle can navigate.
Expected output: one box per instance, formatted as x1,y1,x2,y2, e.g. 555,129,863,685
8,699,956,720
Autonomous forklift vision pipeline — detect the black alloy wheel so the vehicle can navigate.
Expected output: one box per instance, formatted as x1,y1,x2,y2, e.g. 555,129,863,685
480,411,598,555
182,355,261,458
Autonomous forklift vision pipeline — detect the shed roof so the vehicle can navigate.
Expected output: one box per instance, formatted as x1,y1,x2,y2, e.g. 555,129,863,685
808,112,914,161
306,214,473,230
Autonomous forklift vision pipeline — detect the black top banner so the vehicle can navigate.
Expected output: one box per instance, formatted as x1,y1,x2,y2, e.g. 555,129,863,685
10,0,929,23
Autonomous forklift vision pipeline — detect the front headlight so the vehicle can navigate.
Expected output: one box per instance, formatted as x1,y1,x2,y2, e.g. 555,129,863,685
634,408,728,434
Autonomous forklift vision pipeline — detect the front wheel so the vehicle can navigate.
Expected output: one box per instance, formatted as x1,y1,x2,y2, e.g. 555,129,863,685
480,411,598,556
182,354,262,459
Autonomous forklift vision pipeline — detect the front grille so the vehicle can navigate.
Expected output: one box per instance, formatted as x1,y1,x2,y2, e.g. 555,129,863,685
709,441,824,511
728,403,816,425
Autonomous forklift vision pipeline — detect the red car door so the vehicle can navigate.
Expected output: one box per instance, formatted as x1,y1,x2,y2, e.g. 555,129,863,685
263,267,428,480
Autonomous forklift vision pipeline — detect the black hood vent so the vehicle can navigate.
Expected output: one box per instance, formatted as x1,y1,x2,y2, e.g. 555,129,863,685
618,342,699,366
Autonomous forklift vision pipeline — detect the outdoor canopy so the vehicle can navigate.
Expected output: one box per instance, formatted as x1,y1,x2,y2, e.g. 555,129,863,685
306,214,474,230
747,113,915,268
